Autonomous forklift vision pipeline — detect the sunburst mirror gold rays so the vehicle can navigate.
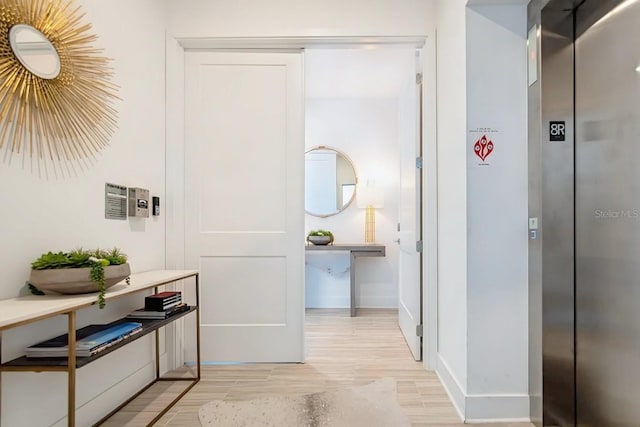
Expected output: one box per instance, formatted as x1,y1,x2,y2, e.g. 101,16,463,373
0,0,118,170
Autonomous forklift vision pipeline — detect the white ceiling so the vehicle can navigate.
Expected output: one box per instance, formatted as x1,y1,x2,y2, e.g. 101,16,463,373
305,48,416,99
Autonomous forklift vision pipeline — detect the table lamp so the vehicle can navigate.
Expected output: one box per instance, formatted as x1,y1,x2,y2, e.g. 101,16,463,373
357,183,384,244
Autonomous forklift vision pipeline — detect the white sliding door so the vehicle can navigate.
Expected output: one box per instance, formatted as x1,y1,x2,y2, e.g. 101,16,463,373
184,51,304,362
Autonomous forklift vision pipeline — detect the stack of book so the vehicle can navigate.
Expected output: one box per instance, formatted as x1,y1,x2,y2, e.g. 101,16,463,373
126,291,189,320
25,321,143,358
145,291,182,311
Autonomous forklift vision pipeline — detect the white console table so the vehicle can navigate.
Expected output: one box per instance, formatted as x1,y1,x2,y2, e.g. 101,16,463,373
0,270,200,427
305,244,385,316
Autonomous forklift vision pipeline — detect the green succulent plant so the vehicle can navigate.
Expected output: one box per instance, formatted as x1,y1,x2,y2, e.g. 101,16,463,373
30,248,128,309
306,230,334,243
31,251,76,270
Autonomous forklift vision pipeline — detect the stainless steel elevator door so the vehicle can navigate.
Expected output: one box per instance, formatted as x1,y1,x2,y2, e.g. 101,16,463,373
575,1,640,425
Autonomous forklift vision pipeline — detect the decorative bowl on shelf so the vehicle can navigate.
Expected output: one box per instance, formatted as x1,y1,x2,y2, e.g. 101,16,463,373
307,235,332,245
29,263,131,295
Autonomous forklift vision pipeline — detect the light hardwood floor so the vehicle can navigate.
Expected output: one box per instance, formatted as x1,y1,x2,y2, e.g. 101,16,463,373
105,309,532,427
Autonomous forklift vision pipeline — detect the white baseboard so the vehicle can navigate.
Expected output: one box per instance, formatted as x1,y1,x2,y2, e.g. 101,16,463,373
436,355,466,421
305,296,350,308
465,393,530,421
359,296,397,308
305,296,397,309
466,418,532,424
436,354,531,423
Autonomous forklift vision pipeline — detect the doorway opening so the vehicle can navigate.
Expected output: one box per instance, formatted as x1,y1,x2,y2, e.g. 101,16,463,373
168,36,435,368
302,46,423,361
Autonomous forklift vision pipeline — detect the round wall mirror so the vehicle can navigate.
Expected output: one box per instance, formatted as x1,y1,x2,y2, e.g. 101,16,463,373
305,146,357,217
9,24,61,79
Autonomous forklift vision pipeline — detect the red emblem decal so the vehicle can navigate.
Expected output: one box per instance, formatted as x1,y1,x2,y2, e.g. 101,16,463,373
474,135,494,162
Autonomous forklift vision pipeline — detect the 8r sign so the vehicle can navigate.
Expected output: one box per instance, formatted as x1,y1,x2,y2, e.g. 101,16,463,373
549,121,566,142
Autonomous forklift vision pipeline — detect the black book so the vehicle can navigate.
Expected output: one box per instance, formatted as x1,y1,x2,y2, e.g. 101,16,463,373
126,303,190,320
145,292,182,311
146,291,181,300
26,321,143,358
145,297,182,311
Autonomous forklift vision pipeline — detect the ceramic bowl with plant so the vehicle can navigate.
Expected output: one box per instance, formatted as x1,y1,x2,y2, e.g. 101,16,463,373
29,248,130,309
306,230,334,245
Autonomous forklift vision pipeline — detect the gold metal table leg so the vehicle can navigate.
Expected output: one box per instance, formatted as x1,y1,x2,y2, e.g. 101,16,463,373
154,286,160,380
196,274,201,380
0,330,3,427
67,311,76,427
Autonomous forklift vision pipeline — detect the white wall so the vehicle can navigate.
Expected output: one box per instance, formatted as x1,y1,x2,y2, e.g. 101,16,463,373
434,0,529,422
0,1,167,425
434,0,469,416
305,98,400,308
465,5,529,421
166,0,434,38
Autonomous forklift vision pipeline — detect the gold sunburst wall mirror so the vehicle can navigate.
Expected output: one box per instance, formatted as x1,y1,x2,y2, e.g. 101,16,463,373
0,0,118,169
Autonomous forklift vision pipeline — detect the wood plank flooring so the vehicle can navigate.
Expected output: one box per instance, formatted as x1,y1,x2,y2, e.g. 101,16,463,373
105,309,532,427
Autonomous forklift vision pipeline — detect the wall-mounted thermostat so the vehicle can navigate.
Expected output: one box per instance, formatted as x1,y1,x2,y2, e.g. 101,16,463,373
105,183,127,220
128,187,149,218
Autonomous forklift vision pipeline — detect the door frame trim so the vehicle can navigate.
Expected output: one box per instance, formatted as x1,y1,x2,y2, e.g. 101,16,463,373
165,35,439,371
178,36,426,50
